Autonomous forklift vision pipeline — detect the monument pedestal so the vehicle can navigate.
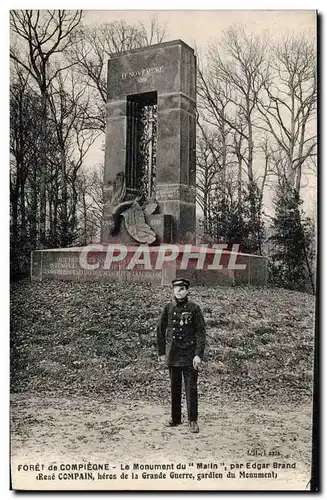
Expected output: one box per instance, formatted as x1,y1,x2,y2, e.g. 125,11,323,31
31,246,175,285
31,245,267,286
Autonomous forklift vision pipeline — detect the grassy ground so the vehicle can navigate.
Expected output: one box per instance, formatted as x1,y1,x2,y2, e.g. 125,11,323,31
10,280,315,490
11,280,315,403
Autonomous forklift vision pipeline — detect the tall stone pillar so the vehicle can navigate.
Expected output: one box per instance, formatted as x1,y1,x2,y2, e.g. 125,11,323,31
156,45,196,242
102,40,196,244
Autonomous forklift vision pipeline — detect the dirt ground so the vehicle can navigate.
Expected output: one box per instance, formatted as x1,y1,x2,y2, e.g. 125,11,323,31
10,392,312,491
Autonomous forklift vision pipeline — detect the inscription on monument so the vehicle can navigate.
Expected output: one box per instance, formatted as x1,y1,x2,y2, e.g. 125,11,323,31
35,252,166,284
121,66,164,80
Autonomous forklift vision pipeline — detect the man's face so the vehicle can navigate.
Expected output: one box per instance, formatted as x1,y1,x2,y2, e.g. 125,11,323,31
173,285,189,300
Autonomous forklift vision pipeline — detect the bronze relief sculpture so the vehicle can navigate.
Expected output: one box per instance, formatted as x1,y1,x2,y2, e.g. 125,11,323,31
105,172,158,244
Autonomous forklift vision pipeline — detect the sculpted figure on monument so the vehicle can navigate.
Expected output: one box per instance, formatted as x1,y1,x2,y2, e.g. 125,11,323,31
106,172,158,244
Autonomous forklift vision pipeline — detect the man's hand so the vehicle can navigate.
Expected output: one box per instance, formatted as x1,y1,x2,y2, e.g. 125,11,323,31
193,355,201,370
158,355,166,363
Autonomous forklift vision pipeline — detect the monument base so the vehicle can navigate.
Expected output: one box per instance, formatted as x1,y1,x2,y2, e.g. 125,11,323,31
31,245,267,286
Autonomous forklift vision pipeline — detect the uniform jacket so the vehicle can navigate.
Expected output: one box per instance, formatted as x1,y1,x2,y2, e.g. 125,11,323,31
157,297,206,367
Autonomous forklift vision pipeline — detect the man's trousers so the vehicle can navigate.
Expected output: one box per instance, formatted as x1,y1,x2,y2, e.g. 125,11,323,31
169,366,198,423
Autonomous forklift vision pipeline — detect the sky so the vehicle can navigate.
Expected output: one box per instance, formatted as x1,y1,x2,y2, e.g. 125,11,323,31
83,9,316,52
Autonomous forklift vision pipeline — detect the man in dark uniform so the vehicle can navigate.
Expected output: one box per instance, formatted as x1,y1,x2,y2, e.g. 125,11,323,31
157,278,206,433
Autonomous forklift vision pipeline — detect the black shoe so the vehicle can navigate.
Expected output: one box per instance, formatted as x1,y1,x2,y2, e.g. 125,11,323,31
189,421,199,433
165,419,181,427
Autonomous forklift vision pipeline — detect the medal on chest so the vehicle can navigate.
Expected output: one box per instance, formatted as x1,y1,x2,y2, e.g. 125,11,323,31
181,312,192,325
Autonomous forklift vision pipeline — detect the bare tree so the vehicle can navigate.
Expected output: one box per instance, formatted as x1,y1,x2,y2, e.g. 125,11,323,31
200,26,270,186
10,66,38,259
67,17,167,132
257,33,317,195
197,77,234,200
76,166,104,244
197,26,271,252
10,9,83,245
139,14,167,46
46,71,99,246
10,63,60,274
196,130,219,237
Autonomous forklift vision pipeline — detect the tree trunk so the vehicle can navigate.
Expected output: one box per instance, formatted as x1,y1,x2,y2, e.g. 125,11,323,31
53,187,58,247
60,146,68,247
83,190,87,245
237,156,242,210
39,89,47,247
30,164,38,248
20,176,26,245
11,188,19,250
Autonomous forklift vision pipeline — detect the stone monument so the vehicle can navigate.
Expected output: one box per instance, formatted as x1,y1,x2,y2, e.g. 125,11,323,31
101,39,196,246
30,39,267,286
